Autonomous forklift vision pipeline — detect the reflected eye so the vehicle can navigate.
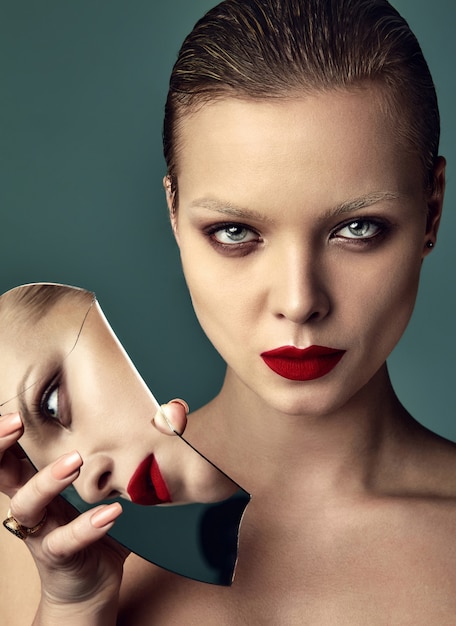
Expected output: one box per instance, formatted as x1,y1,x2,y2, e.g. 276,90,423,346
41,385,60,422
30,371,69,428
335,219,382,240
212,224,258,245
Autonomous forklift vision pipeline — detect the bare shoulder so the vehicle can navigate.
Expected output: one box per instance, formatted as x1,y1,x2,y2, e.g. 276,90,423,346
0,492,41,625
371,424,456,586
403,423,456,498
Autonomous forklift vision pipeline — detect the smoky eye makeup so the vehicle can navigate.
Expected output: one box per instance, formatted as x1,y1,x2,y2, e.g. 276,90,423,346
330,216,392,245
28,367,70,429
202,222,262,255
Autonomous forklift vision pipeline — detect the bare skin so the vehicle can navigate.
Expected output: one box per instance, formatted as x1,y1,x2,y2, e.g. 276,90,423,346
1,90,455,624
2,396,456,625
113,363,456,625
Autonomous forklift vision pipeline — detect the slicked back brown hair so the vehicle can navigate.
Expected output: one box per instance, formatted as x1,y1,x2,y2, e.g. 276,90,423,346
163,0,440,209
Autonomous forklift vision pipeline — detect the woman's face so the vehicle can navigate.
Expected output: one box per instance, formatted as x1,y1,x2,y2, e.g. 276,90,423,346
0,288,237,505
169,88,444,417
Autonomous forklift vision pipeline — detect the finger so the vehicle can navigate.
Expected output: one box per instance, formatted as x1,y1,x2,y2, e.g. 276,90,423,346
10,450,82,528
41,503,123,562
0,413,23,451
153,399,188,436
0,413,35,495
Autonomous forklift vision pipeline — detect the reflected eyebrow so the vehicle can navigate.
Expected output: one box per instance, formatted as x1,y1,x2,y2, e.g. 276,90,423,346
188,198,275,224
17,365,36,430
326,192,403,218
19,394,35,431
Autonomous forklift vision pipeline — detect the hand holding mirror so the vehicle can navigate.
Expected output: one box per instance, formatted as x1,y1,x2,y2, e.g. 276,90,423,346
0,283,250,585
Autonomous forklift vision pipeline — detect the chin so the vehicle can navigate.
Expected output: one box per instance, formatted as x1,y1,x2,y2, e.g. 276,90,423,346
258,367,376,418
252,385,344,419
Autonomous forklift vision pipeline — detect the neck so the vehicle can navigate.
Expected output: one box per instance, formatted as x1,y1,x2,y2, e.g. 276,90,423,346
190,364,416,498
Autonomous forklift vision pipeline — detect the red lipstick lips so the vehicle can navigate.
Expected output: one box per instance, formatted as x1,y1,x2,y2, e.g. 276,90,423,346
127,455,172,505
261,345,345,381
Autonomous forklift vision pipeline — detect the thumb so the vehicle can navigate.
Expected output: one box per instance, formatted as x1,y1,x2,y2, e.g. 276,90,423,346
153,399,189,436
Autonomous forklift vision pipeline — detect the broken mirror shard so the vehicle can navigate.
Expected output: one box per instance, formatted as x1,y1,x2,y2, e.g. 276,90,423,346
0,283,250,585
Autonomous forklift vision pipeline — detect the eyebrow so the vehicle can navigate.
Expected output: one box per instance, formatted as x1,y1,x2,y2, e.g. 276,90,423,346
188,191,403,223
0,301,95,431
326,191,403,218
17,365,37,431
188,198,275,223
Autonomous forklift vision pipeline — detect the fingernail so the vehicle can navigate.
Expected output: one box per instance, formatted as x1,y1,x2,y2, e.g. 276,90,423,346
0,413,22,437
157,405,177,434
91,503,122,529
169,398,190,414
51,451,82,480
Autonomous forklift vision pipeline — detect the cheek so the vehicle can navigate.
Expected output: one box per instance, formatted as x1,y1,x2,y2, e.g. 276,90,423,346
353,251,422,353
181,248,258,344
183,267,233,340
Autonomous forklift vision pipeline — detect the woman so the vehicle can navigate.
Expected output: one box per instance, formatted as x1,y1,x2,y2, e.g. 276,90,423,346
1,0,455,623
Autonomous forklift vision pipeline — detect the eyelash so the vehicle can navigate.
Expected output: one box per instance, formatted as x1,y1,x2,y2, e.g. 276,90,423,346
330,217,390,244
204,217,389,255
204,222,261,255
32,373,62,426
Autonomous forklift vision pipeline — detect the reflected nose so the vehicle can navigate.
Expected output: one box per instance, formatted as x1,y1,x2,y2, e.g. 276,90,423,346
269,244,331,324
73,454,118,504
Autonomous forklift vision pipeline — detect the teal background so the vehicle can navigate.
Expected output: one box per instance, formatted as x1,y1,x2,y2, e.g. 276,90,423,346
1,1,455,444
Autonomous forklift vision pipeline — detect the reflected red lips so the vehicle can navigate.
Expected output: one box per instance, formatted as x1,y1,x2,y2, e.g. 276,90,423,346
127,455,172,505
261,345,345,381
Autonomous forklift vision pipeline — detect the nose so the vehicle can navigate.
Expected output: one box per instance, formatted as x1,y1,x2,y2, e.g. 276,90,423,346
268,242,331,324
73,454,119,504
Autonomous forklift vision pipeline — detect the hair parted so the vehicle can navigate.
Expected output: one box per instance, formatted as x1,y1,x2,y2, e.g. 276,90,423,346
163,0,440,208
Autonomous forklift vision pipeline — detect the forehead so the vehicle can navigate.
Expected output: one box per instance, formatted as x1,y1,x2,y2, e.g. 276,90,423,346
176,89,423,211
0,293,91,355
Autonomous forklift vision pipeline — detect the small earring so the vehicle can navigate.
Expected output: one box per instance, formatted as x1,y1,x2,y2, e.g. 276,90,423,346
426,240,434,249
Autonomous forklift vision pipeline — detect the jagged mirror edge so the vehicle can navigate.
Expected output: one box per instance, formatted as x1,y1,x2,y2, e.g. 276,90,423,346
63,484,251,585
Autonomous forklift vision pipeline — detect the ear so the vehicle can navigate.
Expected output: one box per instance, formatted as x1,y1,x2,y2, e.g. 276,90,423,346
422,156,446,258
163,175,179,245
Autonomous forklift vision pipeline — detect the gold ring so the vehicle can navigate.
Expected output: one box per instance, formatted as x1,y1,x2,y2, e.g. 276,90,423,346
2,508,47,540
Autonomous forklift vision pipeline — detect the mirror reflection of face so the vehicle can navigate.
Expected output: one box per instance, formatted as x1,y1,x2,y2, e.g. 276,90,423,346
0,284,237,506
